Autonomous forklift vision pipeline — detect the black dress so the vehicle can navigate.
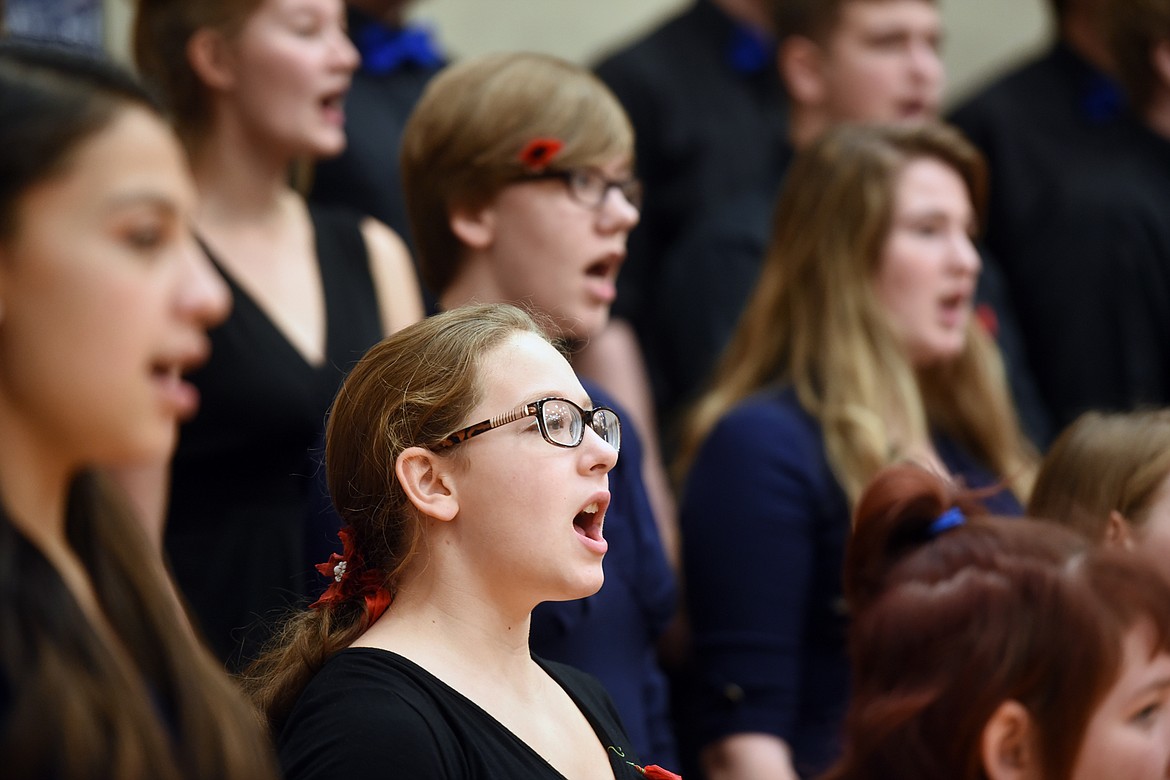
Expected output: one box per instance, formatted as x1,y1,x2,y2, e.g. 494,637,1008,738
166,204,383,669
279,648,652,779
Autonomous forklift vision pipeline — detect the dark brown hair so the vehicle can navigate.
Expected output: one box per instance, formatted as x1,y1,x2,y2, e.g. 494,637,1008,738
0,40,278,780
773,0,939,45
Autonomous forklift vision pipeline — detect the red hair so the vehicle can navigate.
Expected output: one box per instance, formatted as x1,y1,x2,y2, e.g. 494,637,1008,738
825,464,1170,780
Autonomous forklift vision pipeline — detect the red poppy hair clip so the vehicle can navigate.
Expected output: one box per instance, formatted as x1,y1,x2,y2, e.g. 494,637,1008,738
309,526,392,623
517,137,564,172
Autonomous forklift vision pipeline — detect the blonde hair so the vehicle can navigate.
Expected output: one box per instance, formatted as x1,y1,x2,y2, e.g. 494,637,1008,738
678,122,1035,505
400,51,634,295
244,303,551,733
1029,409,1170,540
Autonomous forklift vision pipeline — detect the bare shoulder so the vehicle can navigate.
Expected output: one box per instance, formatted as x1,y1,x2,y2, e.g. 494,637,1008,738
359,217,425,336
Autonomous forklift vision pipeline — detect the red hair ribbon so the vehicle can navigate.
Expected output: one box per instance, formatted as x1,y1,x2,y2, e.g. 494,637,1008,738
975,302,999,339
309,526,392,622
517,137,564,172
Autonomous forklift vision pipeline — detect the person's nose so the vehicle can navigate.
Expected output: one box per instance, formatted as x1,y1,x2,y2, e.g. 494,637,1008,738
580,426,619,476
597,185,640,234
951,231,982,278
332,26,360,73
910,36,945,95
177,234,231,330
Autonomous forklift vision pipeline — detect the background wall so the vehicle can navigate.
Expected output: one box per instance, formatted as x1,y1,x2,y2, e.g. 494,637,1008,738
105,0,1053,106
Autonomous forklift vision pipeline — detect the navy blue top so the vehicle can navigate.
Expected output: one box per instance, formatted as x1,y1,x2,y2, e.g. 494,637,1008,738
679,386,1021,777
530,380,678,768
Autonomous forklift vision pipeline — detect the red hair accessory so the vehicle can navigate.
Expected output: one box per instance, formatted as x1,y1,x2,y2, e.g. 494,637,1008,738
309,527,392,622
975,302,999,339
634,765,682,779
517,137,564,172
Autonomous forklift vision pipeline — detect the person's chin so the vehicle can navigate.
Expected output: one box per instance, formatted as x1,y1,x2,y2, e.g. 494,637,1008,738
559,310,609,344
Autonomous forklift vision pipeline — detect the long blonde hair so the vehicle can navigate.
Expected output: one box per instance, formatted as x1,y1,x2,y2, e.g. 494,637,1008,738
678,123,1035,505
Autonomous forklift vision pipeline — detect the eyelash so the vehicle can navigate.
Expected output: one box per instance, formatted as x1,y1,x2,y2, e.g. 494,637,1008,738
1133,701,1164,726
126,226,164,251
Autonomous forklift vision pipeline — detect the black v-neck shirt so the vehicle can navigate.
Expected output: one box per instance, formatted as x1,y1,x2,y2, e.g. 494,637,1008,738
278,648,647,779
166,204,382,669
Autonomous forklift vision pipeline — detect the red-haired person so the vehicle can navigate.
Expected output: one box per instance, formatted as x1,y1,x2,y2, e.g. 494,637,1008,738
827,463,1170,780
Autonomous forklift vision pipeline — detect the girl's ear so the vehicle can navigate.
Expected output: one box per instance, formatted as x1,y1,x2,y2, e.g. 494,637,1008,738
1105,509,1136,549
779,35,828,107
186,27,237,92
395,446,459,522
981,700,1041,780
1153,41,1170,94
449,202,497,251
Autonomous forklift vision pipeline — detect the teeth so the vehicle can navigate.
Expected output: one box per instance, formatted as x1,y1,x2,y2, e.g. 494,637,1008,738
583,502,599,514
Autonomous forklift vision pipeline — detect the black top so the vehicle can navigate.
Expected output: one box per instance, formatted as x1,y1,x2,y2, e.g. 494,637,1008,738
949,42,1127,282
166,204,383,669
998,119,1170,428
594,0,788,330
279,648,652,779
949,43,1170,429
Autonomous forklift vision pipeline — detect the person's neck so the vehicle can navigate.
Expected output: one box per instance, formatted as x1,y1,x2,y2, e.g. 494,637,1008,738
709,0,773,33
1144,92,1170,141
0,412,72,550
189,124,294,229
357,560,542,693
346,0,410,27
0,412,113,627
788,108,826,150
1061,11,1114,74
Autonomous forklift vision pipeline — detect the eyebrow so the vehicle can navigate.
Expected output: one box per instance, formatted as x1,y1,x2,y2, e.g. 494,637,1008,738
101,191,183,216
525,392,595,409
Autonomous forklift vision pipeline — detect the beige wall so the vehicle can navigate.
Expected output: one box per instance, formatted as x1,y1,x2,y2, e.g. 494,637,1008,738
105,0,1055,104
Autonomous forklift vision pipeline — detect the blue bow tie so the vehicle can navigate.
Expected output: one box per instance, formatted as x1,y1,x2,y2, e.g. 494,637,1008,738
726,23,774,75
356,24,443,75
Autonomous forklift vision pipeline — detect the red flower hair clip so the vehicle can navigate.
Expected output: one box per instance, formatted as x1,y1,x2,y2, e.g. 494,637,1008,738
634,764,682,779
517,137,564,172
309,526,392,622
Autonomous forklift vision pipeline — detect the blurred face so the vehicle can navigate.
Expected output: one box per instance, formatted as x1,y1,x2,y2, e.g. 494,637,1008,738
1070,624,1170,780
223,0,358,159
461,157,639,342
0,106,230,469
1135,471,1170,564
873,156,981,367
443,332,619,609
818,0,944,122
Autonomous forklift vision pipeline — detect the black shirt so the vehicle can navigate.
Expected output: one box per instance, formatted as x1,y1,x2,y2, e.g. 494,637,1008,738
279,648,652,779
594,0,788,329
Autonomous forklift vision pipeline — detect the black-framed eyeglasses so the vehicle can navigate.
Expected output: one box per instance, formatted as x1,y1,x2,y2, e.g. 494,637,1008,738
521,168,643,211
431,396,622,453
